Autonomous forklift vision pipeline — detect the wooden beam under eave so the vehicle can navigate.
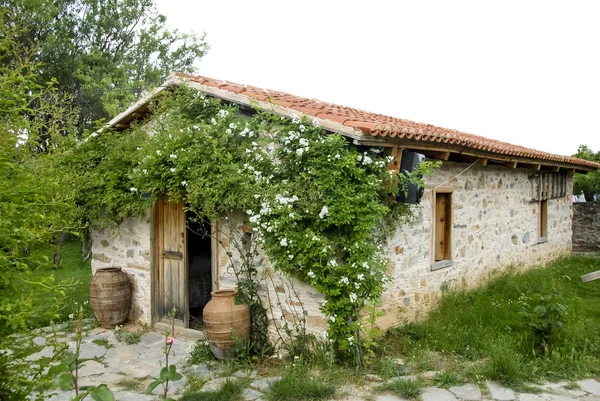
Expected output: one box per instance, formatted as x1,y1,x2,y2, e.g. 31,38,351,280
491,160,517,169
541,165,560,172
421,150,450,160
517,162,541,170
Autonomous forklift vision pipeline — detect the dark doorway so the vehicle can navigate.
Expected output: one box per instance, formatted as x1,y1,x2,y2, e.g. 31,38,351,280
186,213,212,330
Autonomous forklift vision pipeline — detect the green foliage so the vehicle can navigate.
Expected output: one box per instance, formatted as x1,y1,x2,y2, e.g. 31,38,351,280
47,86,436,363
180,378,249,401
518,291,568,353
186,340,213,365
379,378,424,399
3,0,209,133
383,255,600,385
113,324,148,345
572,144,600,200
372,357,406,380
266,361,337,401
433,371,463,387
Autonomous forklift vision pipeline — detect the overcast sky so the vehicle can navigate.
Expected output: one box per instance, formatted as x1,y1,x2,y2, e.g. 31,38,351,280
155,0,600,157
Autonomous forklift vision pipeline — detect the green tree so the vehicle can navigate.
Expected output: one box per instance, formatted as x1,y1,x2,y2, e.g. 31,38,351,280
572,145,600,201
0,12,79,400
3,0,209,133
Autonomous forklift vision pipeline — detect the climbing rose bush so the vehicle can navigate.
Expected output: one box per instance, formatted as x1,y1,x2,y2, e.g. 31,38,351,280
54,86,437,361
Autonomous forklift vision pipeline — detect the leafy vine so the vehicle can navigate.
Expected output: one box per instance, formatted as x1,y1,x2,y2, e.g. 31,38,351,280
50,86,438,363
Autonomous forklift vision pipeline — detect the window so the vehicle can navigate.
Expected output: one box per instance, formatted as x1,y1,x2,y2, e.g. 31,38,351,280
539,199,548,242
433,188,453,269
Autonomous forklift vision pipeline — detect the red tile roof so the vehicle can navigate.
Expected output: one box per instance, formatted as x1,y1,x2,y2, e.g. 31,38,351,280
110,72,600,171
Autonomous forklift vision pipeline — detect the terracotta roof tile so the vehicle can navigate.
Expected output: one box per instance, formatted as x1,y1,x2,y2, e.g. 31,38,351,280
173,72,600,170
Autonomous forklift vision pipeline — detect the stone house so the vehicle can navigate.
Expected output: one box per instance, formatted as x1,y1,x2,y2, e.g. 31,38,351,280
91,72,600,338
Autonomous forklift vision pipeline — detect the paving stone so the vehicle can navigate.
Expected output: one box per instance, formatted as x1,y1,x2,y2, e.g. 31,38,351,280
366,373,383,381
77,360,106,377
387,375,417,383
518,395,545,401
151,377,187,395
114,390,156,401
421,387,457,401
537,382,587,397
449,383,482,400
139,331,166,347
32,336,47,346
486,381,514,401
243,388,264,400
578,396,600,401
25,346,55,361
421,371,441,379
374,395,407,401
78,343,108,359
250,376,281,392
579,379,600,396
185,363,211,378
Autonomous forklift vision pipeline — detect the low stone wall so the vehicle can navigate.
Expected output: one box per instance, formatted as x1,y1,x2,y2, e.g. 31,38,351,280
573,202,600,252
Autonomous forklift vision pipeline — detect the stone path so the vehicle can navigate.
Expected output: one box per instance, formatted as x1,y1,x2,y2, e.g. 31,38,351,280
21,327,600,401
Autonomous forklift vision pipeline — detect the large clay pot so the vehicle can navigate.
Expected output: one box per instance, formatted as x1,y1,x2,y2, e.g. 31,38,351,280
89,267,131,328
203,289,251,360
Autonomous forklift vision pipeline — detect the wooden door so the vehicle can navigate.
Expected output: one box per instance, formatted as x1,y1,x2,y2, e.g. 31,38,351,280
155,197,188,325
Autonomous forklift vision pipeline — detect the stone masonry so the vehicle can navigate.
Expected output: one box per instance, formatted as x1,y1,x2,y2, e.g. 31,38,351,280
91,161,574,339
573,202,600,252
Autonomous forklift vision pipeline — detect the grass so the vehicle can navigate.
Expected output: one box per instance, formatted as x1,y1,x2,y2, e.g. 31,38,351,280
382,254,600,387
433,371,463,387
265,363,337,401
379,378,424,399
116,378,145,392
179,378,249,401
187,340,214,365
371,356,406,380
24,240,93,328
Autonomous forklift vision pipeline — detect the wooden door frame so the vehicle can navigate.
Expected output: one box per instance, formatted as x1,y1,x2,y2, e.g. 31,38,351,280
151,199,220,327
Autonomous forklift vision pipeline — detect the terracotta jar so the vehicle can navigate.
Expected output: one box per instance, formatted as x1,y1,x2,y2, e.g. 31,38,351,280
89,267,131,328
203,289,251,360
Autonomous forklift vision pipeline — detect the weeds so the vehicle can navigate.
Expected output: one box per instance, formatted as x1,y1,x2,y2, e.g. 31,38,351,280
266,360,337,401
92,338,113,349
372,357,405,380
433,371,463,387
114,324,148,345
179,378,250,401
187,340,213,365
379,378,424,399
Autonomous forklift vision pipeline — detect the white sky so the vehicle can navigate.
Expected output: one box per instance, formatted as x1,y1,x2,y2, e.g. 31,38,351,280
155,0,600,156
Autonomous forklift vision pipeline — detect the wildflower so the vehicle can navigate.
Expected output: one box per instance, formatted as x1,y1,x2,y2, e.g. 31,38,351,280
307,270,316,278
229,123,237,129
318,206,328,219
167,336,175,345
312,118,320,127
348,336,354,344
170,168,176,173
296,148,304,156
130,187,138,192
329,259,338,267
169,154,177,159
328,314,336,323
299,124,306,132
226,129,232,134
340,276,349,285
181,181,187,187
210,118,217,125
75,326,81,334
357,273,365,281
291,114,300,124
68,314,74,319
156,150,161,155
280,238,288,247
218,109,229,118
143,169,148,174
349,293,357,303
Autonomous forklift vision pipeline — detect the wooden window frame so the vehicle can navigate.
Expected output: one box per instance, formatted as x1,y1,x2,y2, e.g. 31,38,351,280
538,199,548,243
431,186,454,270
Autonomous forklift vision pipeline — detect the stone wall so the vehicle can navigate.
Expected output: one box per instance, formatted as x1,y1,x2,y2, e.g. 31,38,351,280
573,202,600,252
91,212,153,323
90,162,574,341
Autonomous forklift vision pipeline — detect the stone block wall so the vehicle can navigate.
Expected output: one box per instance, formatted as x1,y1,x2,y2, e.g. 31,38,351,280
573,202,600,252
91,212,153,323
89,161,574,342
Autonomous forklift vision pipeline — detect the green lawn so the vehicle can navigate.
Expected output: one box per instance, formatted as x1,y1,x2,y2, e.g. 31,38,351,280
27,240,93,328
383,254,600,386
